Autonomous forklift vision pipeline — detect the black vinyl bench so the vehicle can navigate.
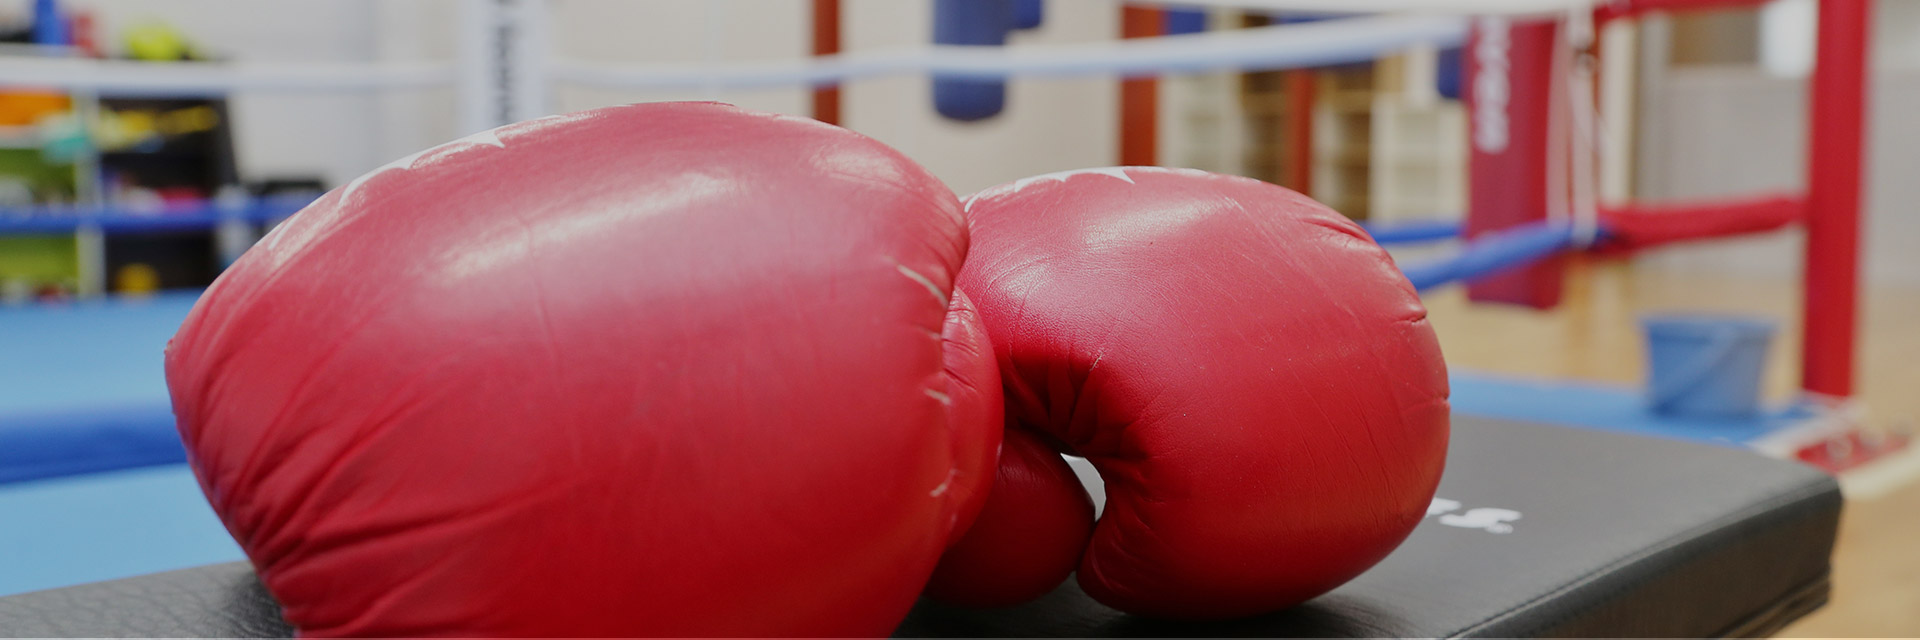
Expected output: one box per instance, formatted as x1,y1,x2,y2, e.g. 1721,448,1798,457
0,417,1840,637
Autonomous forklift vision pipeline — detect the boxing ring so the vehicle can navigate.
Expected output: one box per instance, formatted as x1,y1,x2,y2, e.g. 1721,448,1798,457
0,0,1871,635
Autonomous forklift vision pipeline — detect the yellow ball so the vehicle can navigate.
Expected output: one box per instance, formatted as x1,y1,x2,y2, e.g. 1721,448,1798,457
124,22,192,61
115,263,162,295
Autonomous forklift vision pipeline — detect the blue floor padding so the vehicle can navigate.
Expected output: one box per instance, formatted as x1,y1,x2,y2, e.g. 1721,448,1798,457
0,291,197,415
0,464,243,597
1450,371,1807,447
0,293,197,483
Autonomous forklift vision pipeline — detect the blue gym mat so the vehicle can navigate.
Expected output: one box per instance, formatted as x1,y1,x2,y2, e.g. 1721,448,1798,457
0,293,196,484
0,464,241,596
0,294,230,596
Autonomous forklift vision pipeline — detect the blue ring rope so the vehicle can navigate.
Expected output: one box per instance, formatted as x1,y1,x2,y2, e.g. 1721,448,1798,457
1359,219,1463,245
1400,221,1582,291
0,194,317,235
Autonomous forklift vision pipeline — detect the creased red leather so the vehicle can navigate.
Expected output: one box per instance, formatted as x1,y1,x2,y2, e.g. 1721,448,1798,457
925,425,1095,607
165,102,989,637
953,167,1451,619
940,289,1007,542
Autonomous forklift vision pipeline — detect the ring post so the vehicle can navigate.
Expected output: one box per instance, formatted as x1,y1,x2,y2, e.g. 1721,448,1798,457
1119,4,1163,166
457,0,549,134
1801,0,1869,398
811,0,841,124
1463,16,1565,308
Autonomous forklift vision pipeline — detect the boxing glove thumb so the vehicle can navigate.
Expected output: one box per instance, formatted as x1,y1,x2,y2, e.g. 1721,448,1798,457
937,288,1005,541
953,166,1449,620
924,425,1095,607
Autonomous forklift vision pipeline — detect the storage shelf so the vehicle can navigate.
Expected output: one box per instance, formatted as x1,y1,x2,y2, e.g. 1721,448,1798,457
0,126,40,150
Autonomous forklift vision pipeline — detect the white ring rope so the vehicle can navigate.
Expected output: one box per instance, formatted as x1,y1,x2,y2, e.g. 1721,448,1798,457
0,9,1491,98
550,14,1467,90
0,58,454,96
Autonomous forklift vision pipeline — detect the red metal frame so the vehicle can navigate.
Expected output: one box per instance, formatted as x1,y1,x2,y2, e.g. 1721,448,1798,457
811,0,841,125
1602,0,1872,397
1592,0,1777,23
1285,68,1316,196
1103,0,1869,395
1464,0,1871,396
1119,5,1163,166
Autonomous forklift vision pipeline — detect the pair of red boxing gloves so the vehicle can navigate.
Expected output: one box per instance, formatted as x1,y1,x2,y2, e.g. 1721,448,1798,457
164,102,1449,636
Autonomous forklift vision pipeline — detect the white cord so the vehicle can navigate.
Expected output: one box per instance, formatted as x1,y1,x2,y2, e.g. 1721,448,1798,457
550,14,1467,90
1545,18,1570,236
701,0,727,100
1565,8,1601,248
0,13,1471,97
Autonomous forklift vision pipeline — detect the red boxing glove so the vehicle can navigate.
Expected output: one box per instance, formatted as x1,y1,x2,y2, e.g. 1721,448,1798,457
951,167,1450,619
165,102,994,636
939,289,1007,540
924,425,1094,608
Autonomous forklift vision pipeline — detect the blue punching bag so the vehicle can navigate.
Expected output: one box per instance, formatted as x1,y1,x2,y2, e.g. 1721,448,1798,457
1436,46,1465,100
1164,9,1207,35
933,0,1014,121
1012,0,1043,30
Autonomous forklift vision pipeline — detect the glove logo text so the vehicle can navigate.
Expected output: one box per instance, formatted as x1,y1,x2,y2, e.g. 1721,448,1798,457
1427,498,1520,534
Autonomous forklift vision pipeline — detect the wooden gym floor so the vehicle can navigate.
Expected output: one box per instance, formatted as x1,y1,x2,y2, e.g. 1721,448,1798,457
1422,258,1920,636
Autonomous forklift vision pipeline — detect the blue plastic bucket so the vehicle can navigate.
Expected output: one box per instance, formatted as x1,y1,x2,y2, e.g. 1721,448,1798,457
1641,314,1776,419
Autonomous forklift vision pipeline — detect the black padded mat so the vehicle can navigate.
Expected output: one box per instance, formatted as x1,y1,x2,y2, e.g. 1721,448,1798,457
898,417,1841,637
0,417,1840,638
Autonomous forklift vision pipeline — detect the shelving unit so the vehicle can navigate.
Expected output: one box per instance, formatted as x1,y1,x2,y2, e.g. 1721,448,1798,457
92,96,240,293
1312,64,1378,219
1234,21,1469,226
0,49,284,302
1368,45,1468,222
1369,98,1467,220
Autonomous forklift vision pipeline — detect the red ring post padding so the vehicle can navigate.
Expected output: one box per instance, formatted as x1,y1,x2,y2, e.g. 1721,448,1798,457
1803,0,1871,398
1593,0,1779,24
1594,194,1806,254
1464,17,1563,309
